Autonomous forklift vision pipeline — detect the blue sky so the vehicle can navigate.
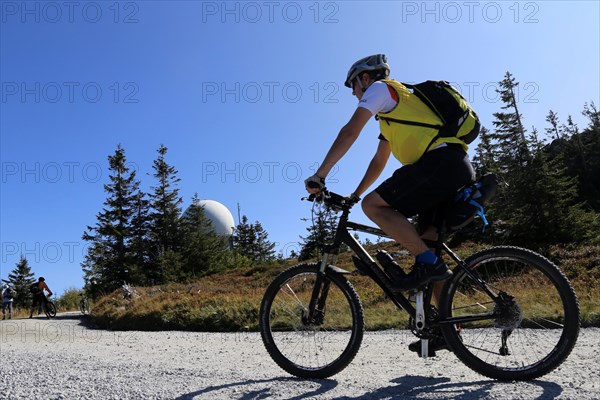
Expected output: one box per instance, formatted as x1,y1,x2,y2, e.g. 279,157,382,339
1,1,599,296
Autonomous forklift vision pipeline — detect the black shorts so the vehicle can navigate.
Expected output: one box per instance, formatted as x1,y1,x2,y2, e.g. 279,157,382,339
31,293,46,307
375,144,475,227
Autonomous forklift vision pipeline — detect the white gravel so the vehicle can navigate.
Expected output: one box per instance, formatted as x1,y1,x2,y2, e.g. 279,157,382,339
1,312,599,400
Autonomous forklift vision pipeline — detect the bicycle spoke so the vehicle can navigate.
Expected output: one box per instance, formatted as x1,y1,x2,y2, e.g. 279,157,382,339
441,247,579,380
261,264,364,378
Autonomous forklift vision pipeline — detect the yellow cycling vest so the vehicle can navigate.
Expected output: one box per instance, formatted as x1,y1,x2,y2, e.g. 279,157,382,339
377,79,468,165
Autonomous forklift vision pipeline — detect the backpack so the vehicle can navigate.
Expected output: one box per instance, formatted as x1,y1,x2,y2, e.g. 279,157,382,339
445,173,498,232
4,288,14,299
30,283,40,294
381,80,481,153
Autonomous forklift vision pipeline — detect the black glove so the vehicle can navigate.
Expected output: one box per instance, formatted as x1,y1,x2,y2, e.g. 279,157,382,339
346,193,361,205
304,174,326,191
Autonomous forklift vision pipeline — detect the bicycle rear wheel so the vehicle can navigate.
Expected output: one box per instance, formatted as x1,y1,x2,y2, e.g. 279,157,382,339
439,246,580,380
260,263,364,379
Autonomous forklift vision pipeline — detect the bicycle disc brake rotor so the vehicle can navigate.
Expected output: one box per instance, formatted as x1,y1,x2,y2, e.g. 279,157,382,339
493,293,523,330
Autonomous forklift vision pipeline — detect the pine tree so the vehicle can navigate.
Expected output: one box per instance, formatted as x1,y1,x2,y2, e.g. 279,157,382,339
233,215,276,263
490,71,530,169
82,145,141,294
484,72,549,243
147,145,183,284
472,126,497,176
7,256,36,308
129,190,151,284
298,207,338,261
576,103,600,211
180,194,231,277
545,110,563,141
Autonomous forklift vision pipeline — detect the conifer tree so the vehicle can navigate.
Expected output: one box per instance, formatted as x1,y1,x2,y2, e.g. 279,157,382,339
472,126,497,176
129,190,152,283
7,256,36,308
147,145,183,284
490,71,530,169
299,207,338,261
180,194,231,277
233,215,276,263
82,145,141,294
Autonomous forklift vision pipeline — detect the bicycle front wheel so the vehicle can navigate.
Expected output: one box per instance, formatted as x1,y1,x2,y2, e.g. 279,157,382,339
45,301,57,318
439,246,580,380
260,263,364,379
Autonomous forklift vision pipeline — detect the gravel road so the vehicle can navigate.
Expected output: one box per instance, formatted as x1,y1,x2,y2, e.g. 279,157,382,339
1,313,598,400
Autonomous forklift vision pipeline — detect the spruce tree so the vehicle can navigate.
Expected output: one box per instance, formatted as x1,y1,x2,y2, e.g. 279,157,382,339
299,207,338,261
485,72,543,243
576,103,600,211
181,194,230,277
129,190,152,284
82,145,141,294
233,215,276,263
147,145,183,284
7,256,36,308
490,71,530,169
472,126,497,176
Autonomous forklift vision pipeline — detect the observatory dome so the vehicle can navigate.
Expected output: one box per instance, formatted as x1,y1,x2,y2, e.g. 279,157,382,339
184,200,235,236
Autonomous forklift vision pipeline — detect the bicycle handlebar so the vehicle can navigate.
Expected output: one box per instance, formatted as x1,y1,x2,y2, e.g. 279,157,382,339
303,189,357,212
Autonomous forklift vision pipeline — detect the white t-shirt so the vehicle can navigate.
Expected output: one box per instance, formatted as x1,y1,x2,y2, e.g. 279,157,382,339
356,81,397,115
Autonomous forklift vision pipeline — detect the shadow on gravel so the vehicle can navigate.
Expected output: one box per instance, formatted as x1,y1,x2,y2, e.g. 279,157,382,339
175,377,338,400
337,375,564,400
179,375,565,399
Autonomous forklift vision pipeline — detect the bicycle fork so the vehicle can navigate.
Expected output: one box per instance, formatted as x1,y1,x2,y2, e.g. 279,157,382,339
304,253,338,325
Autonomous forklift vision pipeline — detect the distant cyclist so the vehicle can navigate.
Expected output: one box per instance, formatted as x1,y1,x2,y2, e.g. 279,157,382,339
29,277,53,319
2,284,14,320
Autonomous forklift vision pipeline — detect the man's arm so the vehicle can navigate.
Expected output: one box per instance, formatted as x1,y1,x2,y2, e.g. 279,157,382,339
41,282,52,296
353,139,391,197
315,107,373,179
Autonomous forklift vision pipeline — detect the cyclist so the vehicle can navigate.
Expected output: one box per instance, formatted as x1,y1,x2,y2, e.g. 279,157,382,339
29,277,53,319
305,54,476,354
2,284,14,320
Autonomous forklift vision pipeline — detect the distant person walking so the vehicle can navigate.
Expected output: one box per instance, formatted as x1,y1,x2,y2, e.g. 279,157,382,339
2,284,15,320
29,277,53,319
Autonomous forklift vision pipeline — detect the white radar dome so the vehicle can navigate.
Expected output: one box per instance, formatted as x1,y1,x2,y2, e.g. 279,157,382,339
184,200,235,237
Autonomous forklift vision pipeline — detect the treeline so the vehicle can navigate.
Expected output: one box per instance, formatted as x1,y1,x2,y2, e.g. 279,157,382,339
82,145,277,299
466,72,599,246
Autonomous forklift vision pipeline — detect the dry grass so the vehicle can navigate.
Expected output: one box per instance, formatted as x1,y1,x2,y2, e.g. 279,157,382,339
91,242,600,331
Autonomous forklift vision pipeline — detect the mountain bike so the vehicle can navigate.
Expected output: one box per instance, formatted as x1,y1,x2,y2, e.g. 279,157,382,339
80,296,90,315
259,190,580,381
44,295,57,319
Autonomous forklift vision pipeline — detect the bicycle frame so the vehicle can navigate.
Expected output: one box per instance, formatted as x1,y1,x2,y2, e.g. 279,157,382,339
310,199,503,329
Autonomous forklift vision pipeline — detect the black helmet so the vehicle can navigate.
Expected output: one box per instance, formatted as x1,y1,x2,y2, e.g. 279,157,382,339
344,54,390,88
39,277,45,282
